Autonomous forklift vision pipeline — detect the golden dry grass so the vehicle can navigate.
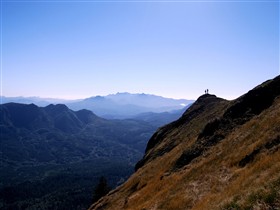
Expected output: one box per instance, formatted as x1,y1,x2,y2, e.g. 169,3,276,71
89,96,280,210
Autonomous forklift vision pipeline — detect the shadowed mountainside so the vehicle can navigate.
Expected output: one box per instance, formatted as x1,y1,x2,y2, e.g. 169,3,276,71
89,75,280,210
0,103,157,209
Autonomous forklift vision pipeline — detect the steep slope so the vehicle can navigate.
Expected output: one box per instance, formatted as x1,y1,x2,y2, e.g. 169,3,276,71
89,75,280,210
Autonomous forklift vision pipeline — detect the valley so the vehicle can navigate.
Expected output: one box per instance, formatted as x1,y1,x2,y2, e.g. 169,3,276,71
0,95,190,209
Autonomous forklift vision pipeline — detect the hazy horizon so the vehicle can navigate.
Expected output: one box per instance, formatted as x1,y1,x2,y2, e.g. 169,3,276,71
1,1,279,100
1,91,194,101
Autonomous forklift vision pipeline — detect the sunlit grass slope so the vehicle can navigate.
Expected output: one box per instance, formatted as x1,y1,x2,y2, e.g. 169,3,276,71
89,75,280,210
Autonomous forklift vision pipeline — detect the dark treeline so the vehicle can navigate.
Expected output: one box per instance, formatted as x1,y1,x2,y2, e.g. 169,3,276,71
0,164,130,210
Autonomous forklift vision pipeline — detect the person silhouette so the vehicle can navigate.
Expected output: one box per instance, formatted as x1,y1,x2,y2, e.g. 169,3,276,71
206,89,209,94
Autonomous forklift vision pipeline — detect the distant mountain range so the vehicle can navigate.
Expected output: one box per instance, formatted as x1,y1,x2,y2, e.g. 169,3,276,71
0,93,193,209
133,106,191,127
0,96,79,107
1,93,194,119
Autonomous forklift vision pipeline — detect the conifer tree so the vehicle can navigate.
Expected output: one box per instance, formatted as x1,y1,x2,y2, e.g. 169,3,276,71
92,176,111,203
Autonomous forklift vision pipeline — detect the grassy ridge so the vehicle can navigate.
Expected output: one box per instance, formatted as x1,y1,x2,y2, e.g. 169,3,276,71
89,76,280,210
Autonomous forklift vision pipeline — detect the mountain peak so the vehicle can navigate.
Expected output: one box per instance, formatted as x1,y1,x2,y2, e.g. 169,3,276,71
135,93,227,171
192,94,220,107
197,93,217,100
45,103,69,113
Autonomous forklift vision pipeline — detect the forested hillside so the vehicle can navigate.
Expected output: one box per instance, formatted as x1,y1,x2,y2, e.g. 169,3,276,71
0,103,156,209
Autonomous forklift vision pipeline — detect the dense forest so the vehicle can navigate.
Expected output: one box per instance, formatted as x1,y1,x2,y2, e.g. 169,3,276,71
0,103,157,209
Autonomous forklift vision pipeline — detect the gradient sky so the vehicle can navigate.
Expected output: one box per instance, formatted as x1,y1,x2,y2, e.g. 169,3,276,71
1,0,279,100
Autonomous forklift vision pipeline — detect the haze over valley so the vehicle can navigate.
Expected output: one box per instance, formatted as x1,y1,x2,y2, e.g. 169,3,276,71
0,93,193,209
1,1,279,210
1,92,193,119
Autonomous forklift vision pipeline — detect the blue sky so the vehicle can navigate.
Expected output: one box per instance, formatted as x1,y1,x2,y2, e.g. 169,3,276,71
1,0,279,100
